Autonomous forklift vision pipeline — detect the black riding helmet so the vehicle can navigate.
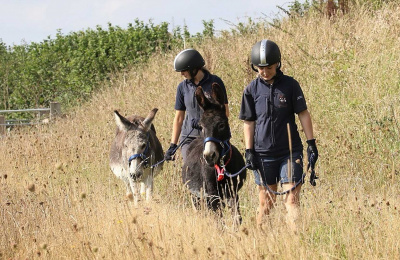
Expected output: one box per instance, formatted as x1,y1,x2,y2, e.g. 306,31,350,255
251,39,281,72
174,49,205,80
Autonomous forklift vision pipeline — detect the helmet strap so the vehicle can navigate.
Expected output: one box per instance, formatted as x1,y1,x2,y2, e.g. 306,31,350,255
189,68,200,84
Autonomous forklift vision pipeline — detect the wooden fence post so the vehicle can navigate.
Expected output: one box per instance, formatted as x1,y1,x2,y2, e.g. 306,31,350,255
0,115,5,136
50,102,61,120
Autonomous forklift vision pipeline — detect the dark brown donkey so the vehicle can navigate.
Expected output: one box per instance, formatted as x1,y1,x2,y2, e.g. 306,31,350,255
110,108,163,206
182,83,247,224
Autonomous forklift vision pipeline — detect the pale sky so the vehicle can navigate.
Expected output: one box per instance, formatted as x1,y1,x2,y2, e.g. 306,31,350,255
0,0,296,46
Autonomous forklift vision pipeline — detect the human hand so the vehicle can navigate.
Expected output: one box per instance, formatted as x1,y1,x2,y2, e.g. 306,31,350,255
306,139,318,169
306,139,319,186
164,143,178,161
245,149,258,170
191,118,202,130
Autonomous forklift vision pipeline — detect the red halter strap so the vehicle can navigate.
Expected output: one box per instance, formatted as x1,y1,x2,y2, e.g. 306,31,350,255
214,146,232,181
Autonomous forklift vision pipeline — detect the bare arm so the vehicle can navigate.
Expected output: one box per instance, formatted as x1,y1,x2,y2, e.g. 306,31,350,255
298,110,314,140
243,120,255,149
170,110,185,144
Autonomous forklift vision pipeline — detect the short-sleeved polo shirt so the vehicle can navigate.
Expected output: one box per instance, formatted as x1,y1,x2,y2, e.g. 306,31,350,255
239,71,307,156
175,70,228,138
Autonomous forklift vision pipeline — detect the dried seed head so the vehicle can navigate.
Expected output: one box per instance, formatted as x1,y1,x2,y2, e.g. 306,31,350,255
72,223,78,231
126,192,134,201
241,227,249,236
27,183,35,192
55,162,63,170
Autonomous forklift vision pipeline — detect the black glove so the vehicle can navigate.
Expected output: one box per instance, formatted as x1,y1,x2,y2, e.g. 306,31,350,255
306,139,319,186
164,143,178,161
191,118,202,130
306,139,318,169
245,149,258,170
309,167,318,186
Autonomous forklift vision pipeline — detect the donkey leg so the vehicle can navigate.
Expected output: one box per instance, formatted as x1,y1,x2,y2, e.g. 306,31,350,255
124,179,133,199
190,195,200,212
122,176,130,192
140,182,146,200
142,174,154,202
227,195,242,226
127,178,139,207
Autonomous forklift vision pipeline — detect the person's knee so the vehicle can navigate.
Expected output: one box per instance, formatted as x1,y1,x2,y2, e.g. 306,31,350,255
286,196,299,207
258,191,268,207
284,192,300,207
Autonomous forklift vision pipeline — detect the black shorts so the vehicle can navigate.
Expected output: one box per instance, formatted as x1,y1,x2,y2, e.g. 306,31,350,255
253,151,304,185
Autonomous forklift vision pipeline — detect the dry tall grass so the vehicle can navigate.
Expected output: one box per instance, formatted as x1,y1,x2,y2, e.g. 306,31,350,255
1,2,400,259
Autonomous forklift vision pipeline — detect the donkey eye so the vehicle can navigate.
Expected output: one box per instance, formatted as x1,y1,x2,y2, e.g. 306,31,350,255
140,143,146,150
218,122,225,130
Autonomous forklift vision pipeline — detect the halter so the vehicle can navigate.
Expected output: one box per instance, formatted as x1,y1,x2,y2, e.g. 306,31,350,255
203,134,231,159
128,133,150,168
203,134,232,181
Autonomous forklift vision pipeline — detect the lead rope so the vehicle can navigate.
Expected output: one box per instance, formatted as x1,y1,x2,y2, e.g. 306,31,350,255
220,163,305,195
149,127,196,169
224,164,250,178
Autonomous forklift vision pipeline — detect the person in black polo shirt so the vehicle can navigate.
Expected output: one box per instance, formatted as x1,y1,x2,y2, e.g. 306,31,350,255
164,49,229,163
239,39,319,229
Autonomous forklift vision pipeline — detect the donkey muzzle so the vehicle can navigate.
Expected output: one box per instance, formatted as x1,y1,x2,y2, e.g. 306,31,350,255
203,142,219,166
130,171,142,181
203,152,218,166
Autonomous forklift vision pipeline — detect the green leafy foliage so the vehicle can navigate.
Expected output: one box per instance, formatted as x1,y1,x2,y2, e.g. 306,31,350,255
0,19,214,111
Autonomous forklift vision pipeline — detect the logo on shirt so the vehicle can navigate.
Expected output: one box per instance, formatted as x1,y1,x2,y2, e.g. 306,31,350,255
279,95,287,107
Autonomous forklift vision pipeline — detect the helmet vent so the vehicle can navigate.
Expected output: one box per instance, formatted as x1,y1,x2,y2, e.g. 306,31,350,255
260,39,268,65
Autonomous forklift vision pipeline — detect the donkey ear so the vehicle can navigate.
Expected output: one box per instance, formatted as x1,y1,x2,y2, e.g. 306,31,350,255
211,83,225,106
195,86,211,110
114,110,132,131
142,108,158,131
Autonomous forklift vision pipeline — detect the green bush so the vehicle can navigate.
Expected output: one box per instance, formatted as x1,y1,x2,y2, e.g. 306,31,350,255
0,19,210,112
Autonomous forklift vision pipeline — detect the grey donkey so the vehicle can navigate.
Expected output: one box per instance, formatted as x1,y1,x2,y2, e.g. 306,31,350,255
110,108,164,206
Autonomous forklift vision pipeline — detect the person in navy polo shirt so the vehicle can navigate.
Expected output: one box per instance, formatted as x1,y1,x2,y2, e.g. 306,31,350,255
164,49,229,163
239,39,319,229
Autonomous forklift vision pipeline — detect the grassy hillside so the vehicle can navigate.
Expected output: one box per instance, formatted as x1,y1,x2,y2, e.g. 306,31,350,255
1,2,400,259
